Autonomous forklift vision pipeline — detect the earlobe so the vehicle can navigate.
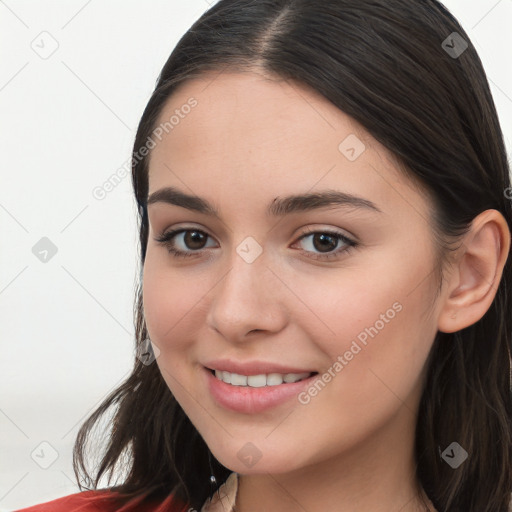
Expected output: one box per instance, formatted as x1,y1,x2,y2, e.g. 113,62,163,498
437,209,511,334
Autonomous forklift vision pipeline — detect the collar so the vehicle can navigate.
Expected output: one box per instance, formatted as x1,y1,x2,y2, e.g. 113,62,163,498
200,472,239,512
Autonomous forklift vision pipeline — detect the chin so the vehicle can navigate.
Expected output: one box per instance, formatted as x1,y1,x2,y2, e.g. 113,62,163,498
208,441,309,476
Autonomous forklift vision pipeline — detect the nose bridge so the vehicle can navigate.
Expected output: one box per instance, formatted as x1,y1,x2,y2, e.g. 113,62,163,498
206,238,286,337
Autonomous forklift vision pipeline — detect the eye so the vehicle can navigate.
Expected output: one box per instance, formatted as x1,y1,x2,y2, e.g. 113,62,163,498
292,227,358,261
154,226,358,261
154,228,216,259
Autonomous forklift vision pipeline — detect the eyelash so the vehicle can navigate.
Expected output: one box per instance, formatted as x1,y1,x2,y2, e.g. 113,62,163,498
154,226,358,261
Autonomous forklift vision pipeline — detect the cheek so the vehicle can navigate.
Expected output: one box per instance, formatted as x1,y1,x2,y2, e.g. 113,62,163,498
142,251,204,351
142,255,208,405
296,247,437,404
282,275,435,463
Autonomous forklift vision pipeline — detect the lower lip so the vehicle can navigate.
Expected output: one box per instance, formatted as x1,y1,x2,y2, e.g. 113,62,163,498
204,366,318,414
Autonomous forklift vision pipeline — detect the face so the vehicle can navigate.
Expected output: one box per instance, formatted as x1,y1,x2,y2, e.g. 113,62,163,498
142,70,443,475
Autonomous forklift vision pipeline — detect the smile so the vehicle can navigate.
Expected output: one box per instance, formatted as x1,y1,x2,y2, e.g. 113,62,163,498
211,368,315,387
204,366,320,414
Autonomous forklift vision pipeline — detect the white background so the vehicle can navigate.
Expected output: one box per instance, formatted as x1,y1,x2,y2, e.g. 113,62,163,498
1,1,511,510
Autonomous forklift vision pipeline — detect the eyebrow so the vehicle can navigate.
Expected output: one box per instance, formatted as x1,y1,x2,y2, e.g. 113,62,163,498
146,186,382,217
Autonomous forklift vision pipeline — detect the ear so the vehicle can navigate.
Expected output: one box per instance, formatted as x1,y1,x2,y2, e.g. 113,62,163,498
437,209,511,333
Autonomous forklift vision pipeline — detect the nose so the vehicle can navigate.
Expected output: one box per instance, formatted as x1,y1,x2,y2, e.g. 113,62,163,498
206,249,288,342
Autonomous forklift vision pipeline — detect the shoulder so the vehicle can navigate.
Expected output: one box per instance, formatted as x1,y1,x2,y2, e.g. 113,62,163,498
14,490,120,512
15,489,190,512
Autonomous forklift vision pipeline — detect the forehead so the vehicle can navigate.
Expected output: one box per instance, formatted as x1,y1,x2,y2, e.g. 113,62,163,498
147,70,430,221
152,70,370,158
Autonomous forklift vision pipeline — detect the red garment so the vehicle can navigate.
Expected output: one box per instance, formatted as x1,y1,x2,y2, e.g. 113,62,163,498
15,489,191,512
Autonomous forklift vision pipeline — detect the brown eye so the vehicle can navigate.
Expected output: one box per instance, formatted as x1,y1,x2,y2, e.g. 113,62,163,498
154,228,216,259
183,230,208,250
294,229,357,261
310,233,338,253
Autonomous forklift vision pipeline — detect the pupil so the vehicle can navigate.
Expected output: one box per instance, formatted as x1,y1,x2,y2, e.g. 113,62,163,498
185,231,205,249
313,233,337,252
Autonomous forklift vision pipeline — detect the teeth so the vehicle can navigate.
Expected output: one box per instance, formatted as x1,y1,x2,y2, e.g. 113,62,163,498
214,370,312,387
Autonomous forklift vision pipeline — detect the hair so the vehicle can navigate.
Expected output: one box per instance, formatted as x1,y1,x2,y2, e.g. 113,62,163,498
72,1,512,510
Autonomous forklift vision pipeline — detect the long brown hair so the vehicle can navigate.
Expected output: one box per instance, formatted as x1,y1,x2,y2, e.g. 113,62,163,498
72,1,512,510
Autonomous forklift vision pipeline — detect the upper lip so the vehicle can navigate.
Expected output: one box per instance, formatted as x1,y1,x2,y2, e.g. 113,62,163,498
204,359,316,376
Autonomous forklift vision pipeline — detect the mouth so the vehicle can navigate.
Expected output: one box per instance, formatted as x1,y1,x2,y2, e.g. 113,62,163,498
205,366,319,387
203,365,320,414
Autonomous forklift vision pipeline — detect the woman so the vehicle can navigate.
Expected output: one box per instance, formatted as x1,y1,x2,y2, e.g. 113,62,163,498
18,0,512,511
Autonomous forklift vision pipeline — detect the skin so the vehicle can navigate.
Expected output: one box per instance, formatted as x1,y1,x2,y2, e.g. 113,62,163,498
142,69,510,512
